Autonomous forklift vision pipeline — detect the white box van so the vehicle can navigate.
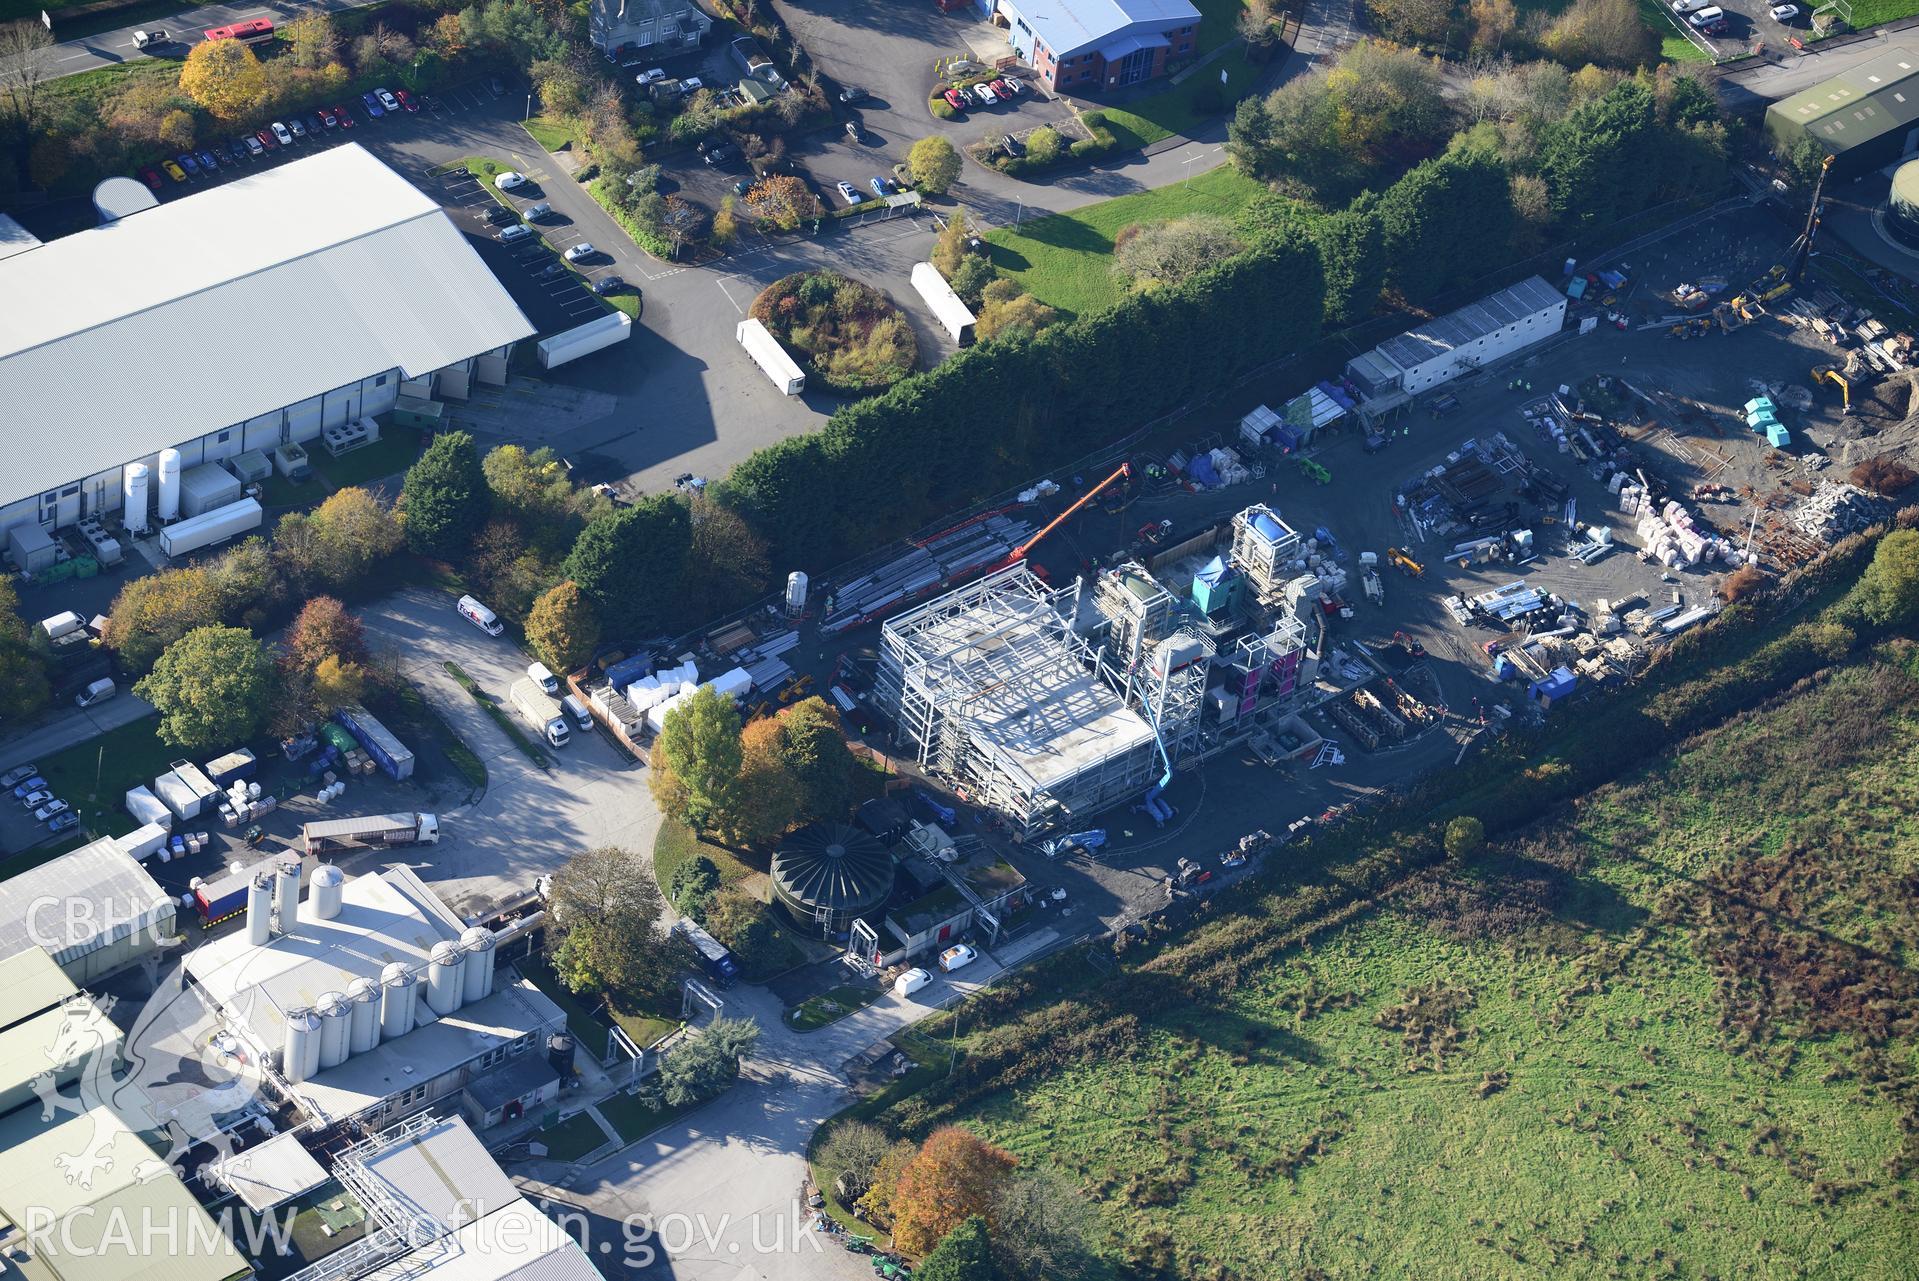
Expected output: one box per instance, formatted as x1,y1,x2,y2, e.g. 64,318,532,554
528,662,559,694
457,595,504,636
893,967,932,997
561,694,593,732
1671,0,1711,13
76,677,116,708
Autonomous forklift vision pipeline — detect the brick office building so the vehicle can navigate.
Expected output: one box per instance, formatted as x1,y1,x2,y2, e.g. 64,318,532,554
992,0,1203,94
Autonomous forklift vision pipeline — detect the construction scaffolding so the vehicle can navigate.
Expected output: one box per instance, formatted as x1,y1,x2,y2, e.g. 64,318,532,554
877,564,1158,836
1090,559,1174,703
1229,505,1303,605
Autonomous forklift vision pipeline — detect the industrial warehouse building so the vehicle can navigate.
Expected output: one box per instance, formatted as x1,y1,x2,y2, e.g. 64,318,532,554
1766,49,1919,179
0,143,534,542
184,864,563,1129
0,837,176,986
1344,275,1567,415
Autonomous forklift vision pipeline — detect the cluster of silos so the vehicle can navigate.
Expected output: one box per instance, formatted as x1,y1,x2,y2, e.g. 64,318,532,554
118,447,180,537
771,823,895,935
272,864,503,1085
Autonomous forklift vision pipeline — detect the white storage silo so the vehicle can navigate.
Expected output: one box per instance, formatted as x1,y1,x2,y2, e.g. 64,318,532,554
346,977,381,1054
316,991,351,1069
122,464,151,536
785,570,809,616
246,871,274,946
284,1007,322,1084
379,962,416,1041
460,926,495,1004
426,941,465,1016
157,448,182,521
308,864,345,922
272,857,300,932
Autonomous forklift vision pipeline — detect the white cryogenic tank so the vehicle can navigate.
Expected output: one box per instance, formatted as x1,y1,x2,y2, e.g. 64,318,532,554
273,857,300,931
380,962,416,1041
347,977,380,1054
426,940,465,1016
316,991,351,1069
460,926,495,1003
157,448,181,521
786,571,809,616
122,464,150,535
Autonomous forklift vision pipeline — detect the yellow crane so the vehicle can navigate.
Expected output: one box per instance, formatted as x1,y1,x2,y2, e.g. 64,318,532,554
1387,547,1425,578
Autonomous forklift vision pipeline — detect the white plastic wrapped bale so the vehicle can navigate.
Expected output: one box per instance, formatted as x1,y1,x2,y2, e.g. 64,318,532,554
646,688,694,735
117,822,171,861
124,785,174,831
708,667,752,702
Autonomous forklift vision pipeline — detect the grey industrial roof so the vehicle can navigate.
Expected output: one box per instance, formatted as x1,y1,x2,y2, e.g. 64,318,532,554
214,1130,330,1212
0,947,79,1029
383,1200,601,1281
1003,0,1201,58
0,143,534,507
0,214,40,262
358,1116,520,1231
1767,49,1919,154
0,837,173,967
1375,275,1563,372
462,1051,559,1112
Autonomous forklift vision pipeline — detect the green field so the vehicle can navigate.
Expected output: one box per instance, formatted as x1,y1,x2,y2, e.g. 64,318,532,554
531,1110,607,1161
1092,46,1259,149
984,165,1265,318
923,654,1919,1277
31,714,175,840
1844,0,1919,25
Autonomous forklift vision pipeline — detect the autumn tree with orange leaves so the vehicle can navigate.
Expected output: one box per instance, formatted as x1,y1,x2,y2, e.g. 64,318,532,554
889,1127,1018,1256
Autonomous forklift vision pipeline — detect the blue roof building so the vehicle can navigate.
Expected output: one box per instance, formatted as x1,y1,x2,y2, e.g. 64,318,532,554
993,0,1203,93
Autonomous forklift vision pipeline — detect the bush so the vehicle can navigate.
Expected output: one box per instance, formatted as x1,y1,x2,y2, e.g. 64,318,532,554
748,270,918,391
1443,816,1485,860
668,855,722,919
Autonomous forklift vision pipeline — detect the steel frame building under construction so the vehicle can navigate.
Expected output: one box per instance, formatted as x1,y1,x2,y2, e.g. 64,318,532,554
877,564,1160,836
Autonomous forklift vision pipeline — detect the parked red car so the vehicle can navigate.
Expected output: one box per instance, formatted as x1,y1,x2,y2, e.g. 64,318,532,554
395,88,419,112
942,88,967,111
137,166,164,191
255,127,278,150
334,105,356,128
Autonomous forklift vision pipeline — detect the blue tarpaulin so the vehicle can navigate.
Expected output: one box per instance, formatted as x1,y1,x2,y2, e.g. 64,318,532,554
1187,453,1221,487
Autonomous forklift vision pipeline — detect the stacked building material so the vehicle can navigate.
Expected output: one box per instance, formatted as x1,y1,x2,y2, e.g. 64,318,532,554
740,629,801,692
1790,482,1889,542
1635,498,1734,568
821,514,1035,635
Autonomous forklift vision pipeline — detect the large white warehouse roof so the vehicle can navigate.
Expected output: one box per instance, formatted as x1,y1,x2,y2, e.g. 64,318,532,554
0,144,534,504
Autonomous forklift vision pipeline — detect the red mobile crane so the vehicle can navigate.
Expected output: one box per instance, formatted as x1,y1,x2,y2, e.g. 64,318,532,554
995,462,1133,575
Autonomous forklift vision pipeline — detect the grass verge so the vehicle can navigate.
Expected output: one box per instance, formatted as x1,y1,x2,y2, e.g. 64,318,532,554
1091,45,1256,147
610,1004,681,1049
31,714,172,842
532,1111,607,1161
521,115,579,153
785,984,885,1031
443,661,550,770
309,425,424,491
598,1087,701,1143
653,817,760,891
984,164,1265,317
386,680,488,791
517,955,613,1060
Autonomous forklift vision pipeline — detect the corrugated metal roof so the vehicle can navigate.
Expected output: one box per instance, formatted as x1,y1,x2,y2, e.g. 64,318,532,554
1767,49,1919,153
371,1201,600,1281
1376,276,1563,372
213,1129,330,1212
0,1101,249,1281
358,1116,520,1230
0,947,79,1028
0,144,534,507
0,838,173,967
1001,0,1200,57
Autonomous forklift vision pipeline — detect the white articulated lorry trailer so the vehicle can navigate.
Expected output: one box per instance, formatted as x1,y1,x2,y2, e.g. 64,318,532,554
510,679,572,748
159,497,263,557
302,813,440,855
736,317,805,395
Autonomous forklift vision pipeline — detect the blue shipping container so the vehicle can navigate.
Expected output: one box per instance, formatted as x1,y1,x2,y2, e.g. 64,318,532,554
335,705,416,781
603,655,653,694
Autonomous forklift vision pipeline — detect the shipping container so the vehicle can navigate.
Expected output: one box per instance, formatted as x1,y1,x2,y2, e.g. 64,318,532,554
152,770,202,821
204,748,258,786
334,705,415,781
158,498,263,557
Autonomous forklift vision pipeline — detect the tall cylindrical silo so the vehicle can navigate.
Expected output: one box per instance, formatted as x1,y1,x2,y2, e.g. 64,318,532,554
156,448,182,521
315,991,351,1069
426,941,465,1016
460,926,495,1004
308,864,345,922
380,962,416,1041
246,872,274,946
284,1007,322,1084
347,977,381,1054
272,857,300,933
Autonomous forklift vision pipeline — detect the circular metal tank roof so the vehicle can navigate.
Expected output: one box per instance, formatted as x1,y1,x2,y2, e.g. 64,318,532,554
430,940,462,966
92,175,156,223
1890,160,1919,247
772,823,894,919
347,977,378,1001
461,925,495,952
312,864,345,888
381,962,415,986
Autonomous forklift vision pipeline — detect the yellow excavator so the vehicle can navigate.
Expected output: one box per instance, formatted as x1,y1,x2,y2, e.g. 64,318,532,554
1812,364,1851,413
1387,547,1425,578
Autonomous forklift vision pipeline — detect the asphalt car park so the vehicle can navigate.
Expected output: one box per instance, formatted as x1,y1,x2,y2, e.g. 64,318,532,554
434,168,619,327
1672,0,1808,50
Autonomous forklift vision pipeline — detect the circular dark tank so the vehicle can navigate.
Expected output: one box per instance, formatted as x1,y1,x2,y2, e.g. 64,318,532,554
772,823,895,934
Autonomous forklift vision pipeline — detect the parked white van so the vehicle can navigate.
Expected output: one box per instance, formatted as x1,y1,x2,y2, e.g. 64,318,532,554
893,967,933,997
528,661,559,694
75,677,116,708
457,595,504,636
1671,0,1712,13
561,694,593,731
